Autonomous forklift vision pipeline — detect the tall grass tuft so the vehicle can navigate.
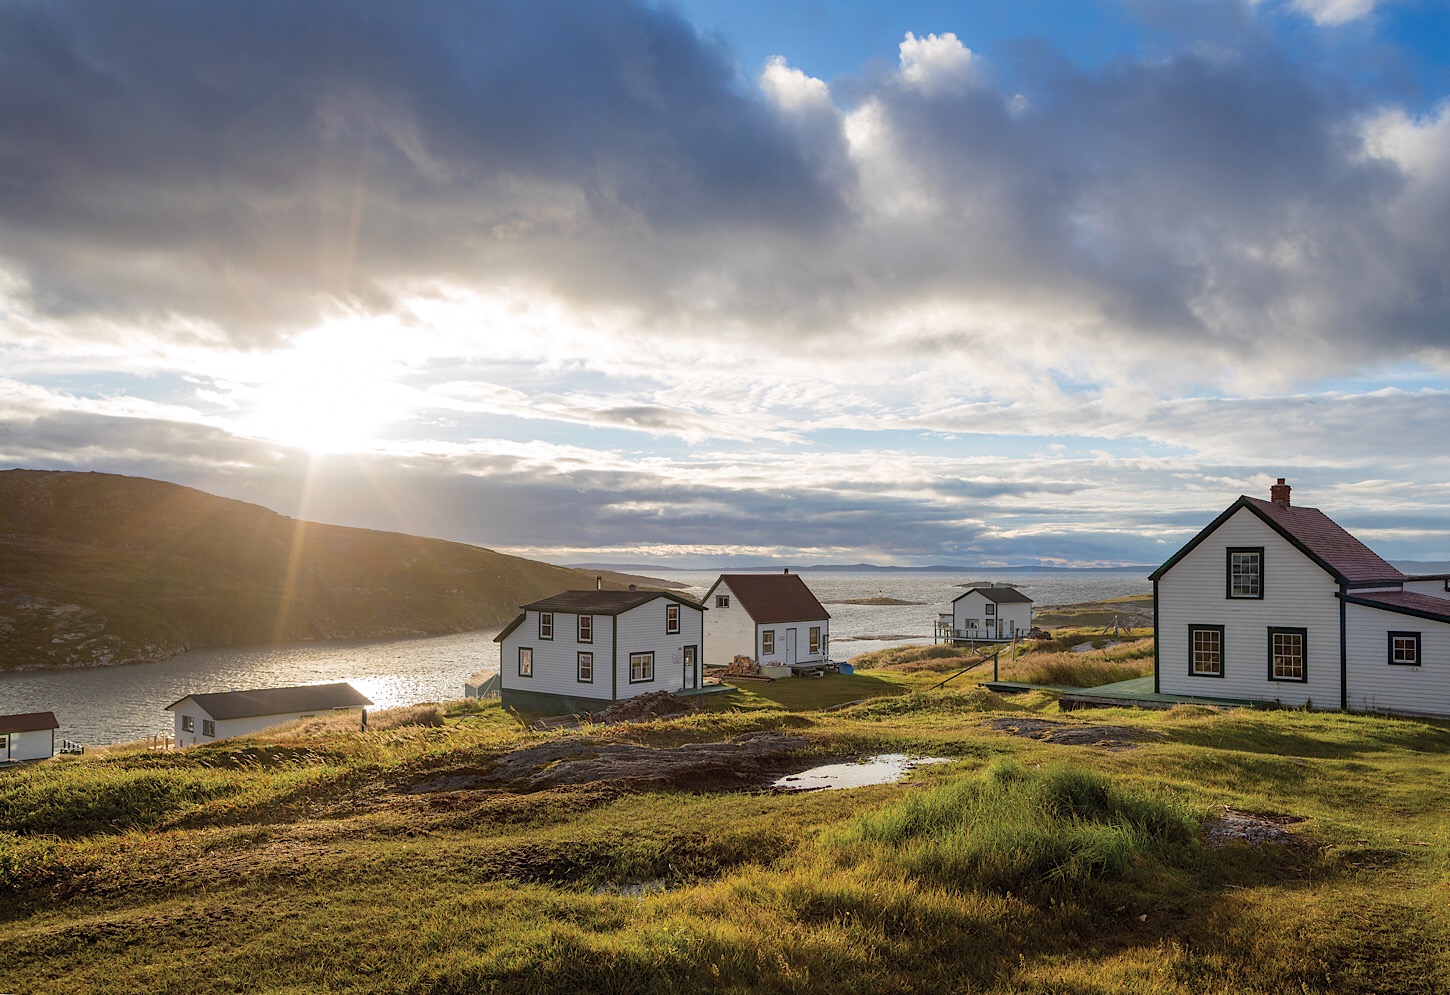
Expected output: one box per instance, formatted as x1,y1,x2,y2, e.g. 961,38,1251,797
834,758,1197,901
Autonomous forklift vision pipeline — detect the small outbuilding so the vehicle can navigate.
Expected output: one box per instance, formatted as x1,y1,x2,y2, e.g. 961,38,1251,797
0,711,59,762
702,571,831,676
940,585,1033,642
165,683,372,746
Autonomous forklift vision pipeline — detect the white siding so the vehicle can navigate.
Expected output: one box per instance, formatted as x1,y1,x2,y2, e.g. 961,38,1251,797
5,728,54,761
1345,603,1450,717
1404,578,1450,596
952,592,1030,640
756,618,831,668
1158,506,1342,707
499,609,617,702
171,699,365,746
615,600,704,699
702,580,756,665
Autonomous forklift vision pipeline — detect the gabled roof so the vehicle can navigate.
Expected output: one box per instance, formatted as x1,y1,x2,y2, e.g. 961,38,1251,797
494,589,704,643
166,682,372,719
705,573,830,624
1343,590,1450,624
952,585,1033,605
0,711,59,734
1149,496,1405,586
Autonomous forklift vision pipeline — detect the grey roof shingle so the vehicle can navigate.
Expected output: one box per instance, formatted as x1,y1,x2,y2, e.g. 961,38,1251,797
953,585,1033,605
166,682,372,720
518,589,700,614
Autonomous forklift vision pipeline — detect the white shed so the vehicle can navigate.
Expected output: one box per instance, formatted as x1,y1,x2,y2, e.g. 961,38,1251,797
702,571,831,677
165,683,372,746
495,588,705,714
0,711,59,762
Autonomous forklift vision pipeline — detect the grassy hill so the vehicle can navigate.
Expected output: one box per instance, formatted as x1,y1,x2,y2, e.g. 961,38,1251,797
0,469,676,670
2,655,1448,993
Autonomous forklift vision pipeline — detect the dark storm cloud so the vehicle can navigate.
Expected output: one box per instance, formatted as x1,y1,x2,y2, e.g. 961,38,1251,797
0,0,840,340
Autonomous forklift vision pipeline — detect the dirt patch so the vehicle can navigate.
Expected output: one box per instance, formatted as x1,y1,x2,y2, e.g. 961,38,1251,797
588,690,699,723
407,730,811,794
986,717,1166,749
1204,806,1307,847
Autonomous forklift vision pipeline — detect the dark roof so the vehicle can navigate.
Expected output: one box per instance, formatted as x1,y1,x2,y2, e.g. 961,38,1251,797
494,612,526,643
706,573,830,624
0,711,59,734
1343,590,1450,624
953,585,1033,605
1150,496,1405,585
166,682,372,719
518,589,702,615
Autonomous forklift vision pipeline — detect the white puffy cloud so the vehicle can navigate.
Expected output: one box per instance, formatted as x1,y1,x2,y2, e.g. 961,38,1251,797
897,31,977,96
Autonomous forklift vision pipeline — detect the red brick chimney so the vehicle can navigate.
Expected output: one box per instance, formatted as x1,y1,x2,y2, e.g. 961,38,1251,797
1270,478,1291,507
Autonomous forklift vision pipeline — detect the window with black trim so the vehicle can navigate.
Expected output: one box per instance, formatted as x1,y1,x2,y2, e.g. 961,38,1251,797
577,651,593,682
716,595,730,608
518,647,533,678
578,614,593,643
181,715,195,733
1389,631,1421,666
202,719,215,737
810,626,821,654
1227,547,1264,599
1268,627,1306,681
629,651,654,683
1189,624,1225,677
539,612,553,640
762,630,775,655
985,604,996,616
666,604,680,634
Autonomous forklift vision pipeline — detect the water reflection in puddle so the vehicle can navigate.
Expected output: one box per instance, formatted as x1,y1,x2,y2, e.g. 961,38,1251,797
774,754,953,791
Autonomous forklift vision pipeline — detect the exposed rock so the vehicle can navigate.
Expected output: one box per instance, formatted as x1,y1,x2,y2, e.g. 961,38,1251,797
1204,806,1306,847
985,716,1166,749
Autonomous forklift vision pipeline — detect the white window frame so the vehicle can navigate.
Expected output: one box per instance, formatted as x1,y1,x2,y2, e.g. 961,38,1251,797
666,604,680,634
539,612,553,640
578,614,593,643
577,651,593,683
716,595,730,608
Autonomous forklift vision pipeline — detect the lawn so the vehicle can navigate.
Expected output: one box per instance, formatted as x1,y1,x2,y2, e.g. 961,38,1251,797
4,658,1450,994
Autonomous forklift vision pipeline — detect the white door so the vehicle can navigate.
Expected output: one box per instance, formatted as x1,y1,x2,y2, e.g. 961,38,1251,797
785,628,797,665
683,646,697,689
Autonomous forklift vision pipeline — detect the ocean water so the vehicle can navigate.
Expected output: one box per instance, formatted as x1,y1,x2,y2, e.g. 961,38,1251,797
0,569,1150,747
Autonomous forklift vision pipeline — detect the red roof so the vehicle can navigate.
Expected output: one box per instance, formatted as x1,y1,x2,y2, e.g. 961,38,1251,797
1345,590,1450,622
0,711,59,734
1243,497,1404,584
711,573,830,624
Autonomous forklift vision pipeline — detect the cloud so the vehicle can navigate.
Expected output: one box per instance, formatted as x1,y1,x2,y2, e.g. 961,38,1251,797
1288,0,1380,26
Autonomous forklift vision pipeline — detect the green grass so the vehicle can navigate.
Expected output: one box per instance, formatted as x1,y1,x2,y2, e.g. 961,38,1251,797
5,679,1450,994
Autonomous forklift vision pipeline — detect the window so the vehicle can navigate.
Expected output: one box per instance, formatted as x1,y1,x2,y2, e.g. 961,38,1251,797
181,715,195,732
666,604,680,634
518,647,533,678
578,614,593,643
539,612,553,640
1268,627,1306,682
809,626,821,654
1389,631,1421,666
762,630,775,655
630,651,654,683
716,595,730,608
985,604,996,616
1189,625,1225,677
578,651,594,682
0,736,7,750
202,719,216,737
1227,547,1265,599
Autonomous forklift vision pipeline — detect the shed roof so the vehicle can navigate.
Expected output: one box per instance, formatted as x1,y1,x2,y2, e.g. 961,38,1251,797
1343,590,1450,624
953,585,1033,605
707,573,830,624
1149,496,1405,586
0,711,59,734
166,682,372,719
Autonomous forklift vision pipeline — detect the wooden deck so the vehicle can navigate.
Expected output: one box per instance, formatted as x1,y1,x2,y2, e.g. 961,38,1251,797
984,675,1261,711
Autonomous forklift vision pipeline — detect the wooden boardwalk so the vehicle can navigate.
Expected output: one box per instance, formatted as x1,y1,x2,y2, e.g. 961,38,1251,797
985,675,1260,711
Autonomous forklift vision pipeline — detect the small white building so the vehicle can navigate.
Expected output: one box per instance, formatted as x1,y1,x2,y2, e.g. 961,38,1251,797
1151,478,1450,717
702,571,831,677
165,683,372,746
940,585,1034,642
495,588,705,714
0,711,59,762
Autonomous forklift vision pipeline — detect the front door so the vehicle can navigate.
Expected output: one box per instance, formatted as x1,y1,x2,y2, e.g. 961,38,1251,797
785,628,797,665
683,646,697,689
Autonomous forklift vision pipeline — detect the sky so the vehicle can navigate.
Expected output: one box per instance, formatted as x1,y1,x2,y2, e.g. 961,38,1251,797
1,0,1448,569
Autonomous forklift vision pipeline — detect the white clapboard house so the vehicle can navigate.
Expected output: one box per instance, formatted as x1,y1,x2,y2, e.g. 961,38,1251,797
165,682,372,746
494,588,705,714
1151,478,1450,717
702,571,831,677
941,585,1034,642
0,711,60,762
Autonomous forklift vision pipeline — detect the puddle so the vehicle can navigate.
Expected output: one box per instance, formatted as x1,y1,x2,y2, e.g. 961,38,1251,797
773,754,952,791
